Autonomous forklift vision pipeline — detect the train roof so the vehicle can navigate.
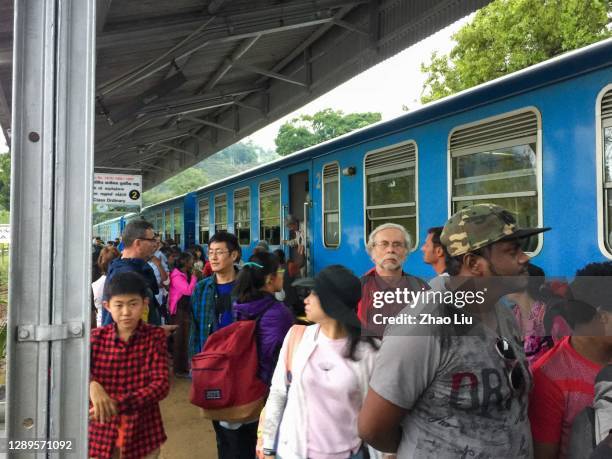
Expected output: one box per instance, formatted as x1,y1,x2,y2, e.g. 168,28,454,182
140,192,189,213
190,37,612,195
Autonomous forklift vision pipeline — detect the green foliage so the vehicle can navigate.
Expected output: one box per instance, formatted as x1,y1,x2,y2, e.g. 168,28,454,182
275,108,382,156
420,0,612,103
140,141,279,208
0,153,10,211
0,210,8,225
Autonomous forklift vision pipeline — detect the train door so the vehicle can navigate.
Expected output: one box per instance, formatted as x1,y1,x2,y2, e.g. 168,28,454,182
288,170,312,276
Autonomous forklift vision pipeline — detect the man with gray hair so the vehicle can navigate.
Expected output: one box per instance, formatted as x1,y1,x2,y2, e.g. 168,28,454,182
357,222,428,334
102,219,163,326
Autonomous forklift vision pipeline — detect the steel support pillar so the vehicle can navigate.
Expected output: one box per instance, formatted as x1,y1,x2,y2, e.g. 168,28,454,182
7,0,95,457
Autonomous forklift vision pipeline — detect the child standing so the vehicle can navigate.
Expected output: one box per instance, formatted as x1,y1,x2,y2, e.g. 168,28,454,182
89,271,170,459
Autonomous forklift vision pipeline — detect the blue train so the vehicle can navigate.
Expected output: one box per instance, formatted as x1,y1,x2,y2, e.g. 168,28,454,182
93,39,612,279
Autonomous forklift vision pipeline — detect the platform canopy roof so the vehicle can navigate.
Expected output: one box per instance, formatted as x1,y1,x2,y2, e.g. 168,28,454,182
0,0,490,189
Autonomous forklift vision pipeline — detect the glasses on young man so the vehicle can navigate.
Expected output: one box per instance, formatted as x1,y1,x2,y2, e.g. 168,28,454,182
208,249,230,257
137,237,157,242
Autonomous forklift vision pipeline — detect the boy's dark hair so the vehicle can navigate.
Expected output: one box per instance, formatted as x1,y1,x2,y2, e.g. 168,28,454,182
273,248,286,265
209,231,242,262
105,271,149,299
233,252,280,303
122,220,154,247
427,226,444,246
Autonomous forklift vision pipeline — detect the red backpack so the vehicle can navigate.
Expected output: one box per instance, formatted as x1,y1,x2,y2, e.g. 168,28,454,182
190,316,268,422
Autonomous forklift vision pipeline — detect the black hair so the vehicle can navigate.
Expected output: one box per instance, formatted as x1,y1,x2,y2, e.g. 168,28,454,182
233,252,280,303
273,248,286,265
175,252,194,272
525,263,546,300
344,325,380,362
209,231,242,262
190,244,206,262
105,271,149,299
122,220,154,247
427,226,444,246
564,261,612,327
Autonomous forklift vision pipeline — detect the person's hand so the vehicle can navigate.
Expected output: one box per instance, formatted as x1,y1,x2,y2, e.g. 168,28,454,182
160,324,178,336
150,255,161,267
298,244,305,256
89,381,118,423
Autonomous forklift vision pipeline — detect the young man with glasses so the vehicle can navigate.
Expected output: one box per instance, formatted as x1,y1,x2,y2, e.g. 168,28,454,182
357,223,428,334
359,203,548,458
102,220,163,326
189,231,245,459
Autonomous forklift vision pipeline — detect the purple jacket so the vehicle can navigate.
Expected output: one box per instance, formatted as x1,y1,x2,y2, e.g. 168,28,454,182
233,294,294,385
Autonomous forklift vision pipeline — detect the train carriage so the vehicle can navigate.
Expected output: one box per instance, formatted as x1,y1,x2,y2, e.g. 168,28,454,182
100,39,612,279
140,193,197,250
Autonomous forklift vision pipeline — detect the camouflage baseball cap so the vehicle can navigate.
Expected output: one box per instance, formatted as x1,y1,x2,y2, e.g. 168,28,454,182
440,203,550,256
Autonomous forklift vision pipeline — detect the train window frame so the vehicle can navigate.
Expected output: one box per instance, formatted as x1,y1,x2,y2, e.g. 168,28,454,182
259,179,282,246
173,207,182,246
234,187,251,245
164,209,172,242
198,197,210,244
363,139,419,250
447,107,543,256
322,161,341,248
596,84,612,258
214,193,228,234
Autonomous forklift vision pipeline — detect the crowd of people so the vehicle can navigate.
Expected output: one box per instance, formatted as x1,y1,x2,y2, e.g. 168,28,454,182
88,203,612,459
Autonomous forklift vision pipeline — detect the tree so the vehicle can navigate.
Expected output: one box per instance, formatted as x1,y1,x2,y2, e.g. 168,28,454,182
420,0,612,103
275,108,382,156
0,153,10,211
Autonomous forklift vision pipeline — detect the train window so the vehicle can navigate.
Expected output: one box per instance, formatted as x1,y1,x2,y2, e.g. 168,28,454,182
364,141,418,247
199,198,210,244
259,180,281,245
234,187,251,245
173,207,182,245
450,109,541,252
601,89,612,252
322,162,340,248
215,194,228,233
155,212,162,235
164,210,172,242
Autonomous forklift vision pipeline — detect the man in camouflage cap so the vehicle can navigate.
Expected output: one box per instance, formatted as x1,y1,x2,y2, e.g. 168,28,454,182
359,203,549,458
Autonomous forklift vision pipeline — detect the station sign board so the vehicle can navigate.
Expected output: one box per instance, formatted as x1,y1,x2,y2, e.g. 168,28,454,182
0,224,9,244
93,173,142,207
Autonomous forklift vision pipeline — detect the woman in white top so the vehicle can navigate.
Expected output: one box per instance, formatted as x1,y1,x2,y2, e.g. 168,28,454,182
262,265,380,459
91,245,120,327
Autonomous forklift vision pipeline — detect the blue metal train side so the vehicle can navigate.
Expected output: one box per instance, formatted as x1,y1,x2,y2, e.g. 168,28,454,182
98,40,612,279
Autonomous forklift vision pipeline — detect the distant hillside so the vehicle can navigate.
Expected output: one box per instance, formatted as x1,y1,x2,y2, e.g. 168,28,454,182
93,141,279,225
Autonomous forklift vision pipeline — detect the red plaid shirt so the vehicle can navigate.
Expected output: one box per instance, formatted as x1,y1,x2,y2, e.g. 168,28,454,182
89,322,169,459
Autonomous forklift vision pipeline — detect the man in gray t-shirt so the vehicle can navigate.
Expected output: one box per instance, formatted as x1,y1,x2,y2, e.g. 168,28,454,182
358,203,551,458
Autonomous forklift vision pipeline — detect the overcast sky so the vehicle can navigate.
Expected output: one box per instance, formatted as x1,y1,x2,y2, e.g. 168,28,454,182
0,15,469,153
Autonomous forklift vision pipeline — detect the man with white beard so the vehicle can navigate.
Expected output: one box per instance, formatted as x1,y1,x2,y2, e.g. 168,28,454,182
357,223,428,335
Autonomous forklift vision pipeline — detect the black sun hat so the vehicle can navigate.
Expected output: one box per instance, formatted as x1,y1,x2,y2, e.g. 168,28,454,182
293,265,362,328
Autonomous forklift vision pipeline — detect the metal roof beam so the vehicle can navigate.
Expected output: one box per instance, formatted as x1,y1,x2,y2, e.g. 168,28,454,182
232,62,307,87
97,1,366,48
98,15,335,96
96,0,113,34
157,142,196,157
200,35,261,93
181,115,236,134
333,19,369,37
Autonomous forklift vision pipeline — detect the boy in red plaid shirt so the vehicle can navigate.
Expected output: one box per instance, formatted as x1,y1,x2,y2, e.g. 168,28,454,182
89,272,170,459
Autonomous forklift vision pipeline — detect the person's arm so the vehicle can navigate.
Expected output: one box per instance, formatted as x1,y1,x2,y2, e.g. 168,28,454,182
359,388,408,452
262,330,293,453
529,368,564,459
150,255,168,283
359,330,440,453
115,330,170,414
